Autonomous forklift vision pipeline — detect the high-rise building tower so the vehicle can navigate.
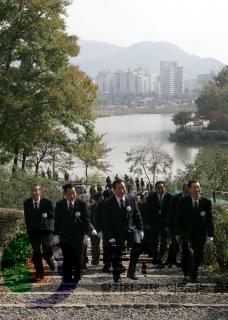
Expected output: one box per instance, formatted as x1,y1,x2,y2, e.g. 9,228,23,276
159,61,184,97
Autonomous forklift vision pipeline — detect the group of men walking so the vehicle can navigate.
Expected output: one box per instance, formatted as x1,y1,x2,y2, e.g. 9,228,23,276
24,178,213,285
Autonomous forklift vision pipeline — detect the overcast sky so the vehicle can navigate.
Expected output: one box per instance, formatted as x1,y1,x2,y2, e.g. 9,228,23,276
66,0,228,64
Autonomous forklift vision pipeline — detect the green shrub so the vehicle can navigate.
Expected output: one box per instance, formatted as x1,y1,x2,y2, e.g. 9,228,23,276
213,205,228,271
0,167,62,209
0,208,25,250
1,233,31,270
170,127,228,144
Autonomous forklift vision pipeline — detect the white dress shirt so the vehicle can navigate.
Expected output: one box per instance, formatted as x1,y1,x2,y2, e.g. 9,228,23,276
67,200,75,210
33,197,41,209
114,194,126,208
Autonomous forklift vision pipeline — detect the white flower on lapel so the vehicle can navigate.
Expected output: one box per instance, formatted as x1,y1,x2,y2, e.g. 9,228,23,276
126,206,132,212
75,211,81,218
200,211,206,217
74,211,81,223
42,213,48,218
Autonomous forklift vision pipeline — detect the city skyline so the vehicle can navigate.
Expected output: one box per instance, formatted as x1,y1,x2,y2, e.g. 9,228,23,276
66,0,228,65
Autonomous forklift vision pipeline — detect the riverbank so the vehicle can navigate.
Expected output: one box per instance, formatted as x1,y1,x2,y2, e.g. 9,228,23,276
169,128,228,145
93,104,197,118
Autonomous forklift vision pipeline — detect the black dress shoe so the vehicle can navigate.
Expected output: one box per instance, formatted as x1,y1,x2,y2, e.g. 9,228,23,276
152,258,162,265
120,266,126,274
82,264,88,270
102,265,112,273
173,262,181,267
46,258,55,271
127,274,139,280
35,272,44,280
181,276,189,284
113,274,121,283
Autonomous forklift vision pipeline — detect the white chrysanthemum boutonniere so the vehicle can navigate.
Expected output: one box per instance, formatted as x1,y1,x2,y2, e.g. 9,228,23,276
126,205,132,212
200,211,206,217
42,213,48,218
74,211,81,223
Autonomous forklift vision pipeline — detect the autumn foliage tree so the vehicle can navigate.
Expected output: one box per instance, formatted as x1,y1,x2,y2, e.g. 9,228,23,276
0,0,98,174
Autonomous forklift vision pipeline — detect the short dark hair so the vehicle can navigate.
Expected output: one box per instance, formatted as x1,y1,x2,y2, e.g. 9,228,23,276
31,185,41,191
112,178,125,190
188,179,201,188
155,181,165,188
62,183,78,193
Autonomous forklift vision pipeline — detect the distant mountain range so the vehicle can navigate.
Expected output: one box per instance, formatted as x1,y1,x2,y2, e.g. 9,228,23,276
70,40,224,79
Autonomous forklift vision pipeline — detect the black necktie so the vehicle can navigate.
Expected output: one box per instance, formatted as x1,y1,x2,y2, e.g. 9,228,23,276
69,201,74,217
120,198,125,211
34,202,39,212
193,200,198,212
159,195,163,207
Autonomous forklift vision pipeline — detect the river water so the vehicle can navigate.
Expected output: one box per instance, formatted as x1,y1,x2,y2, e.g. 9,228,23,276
91,113,199,178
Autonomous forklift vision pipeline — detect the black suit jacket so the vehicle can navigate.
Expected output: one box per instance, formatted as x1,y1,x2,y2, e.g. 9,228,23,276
89,200,104,234
175,195,213,241
102,195,143,242
54,198,91,247
168,192,183,231
144,192,173,231
24,197,54,234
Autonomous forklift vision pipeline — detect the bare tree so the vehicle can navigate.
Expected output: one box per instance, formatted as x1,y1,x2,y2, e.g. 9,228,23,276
126,143,173,187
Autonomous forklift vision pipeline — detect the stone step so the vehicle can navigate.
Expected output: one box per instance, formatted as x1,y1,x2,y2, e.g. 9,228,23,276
0,302,226,309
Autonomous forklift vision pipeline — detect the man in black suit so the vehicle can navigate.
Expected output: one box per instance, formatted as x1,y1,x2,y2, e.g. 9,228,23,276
103,183,113,199
165,183,190,267
175,180,214,282
54,183,92,283
102,178,144,282
89,192,103,265
144,181,173,267
96,186,114,273
24,185,55,281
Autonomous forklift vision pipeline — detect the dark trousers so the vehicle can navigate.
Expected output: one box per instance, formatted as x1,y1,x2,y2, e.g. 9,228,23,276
166,234,179,263
83,243,88,266
60,242,83,283
111,231,141,277
147,228,168,262
102,239,112,268
181,238,205,279
29,231,53,274
91,235,101,265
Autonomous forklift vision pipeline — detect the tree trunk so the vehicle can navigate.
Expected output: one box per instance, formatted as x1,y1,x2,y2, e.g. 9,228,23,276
142,162,151,185
35,161,39,175
85,164,88,188
52,152,56,179
12,145,19,173
21,152,27,171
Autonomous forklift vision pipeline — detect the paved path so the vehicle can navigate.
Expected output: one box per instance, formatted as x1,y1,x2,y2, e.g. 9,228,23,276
0,246,227,319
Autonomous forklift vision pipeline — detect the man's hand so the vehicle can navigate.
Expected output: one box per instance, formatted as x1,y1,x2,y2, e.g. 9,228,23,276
175,235,181,242
207,237,213,244
165,227,170,234
139,231,144,240
83,235,90,245
91,229,97,236
97,231,103,239
53,235,60,245
109,238,116,245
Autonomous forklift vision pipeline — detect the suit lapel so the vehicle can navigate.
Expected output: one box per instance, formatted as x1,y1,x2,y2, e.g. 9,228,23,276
112,196,121,212
39,198,44,212
64,199,69,213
